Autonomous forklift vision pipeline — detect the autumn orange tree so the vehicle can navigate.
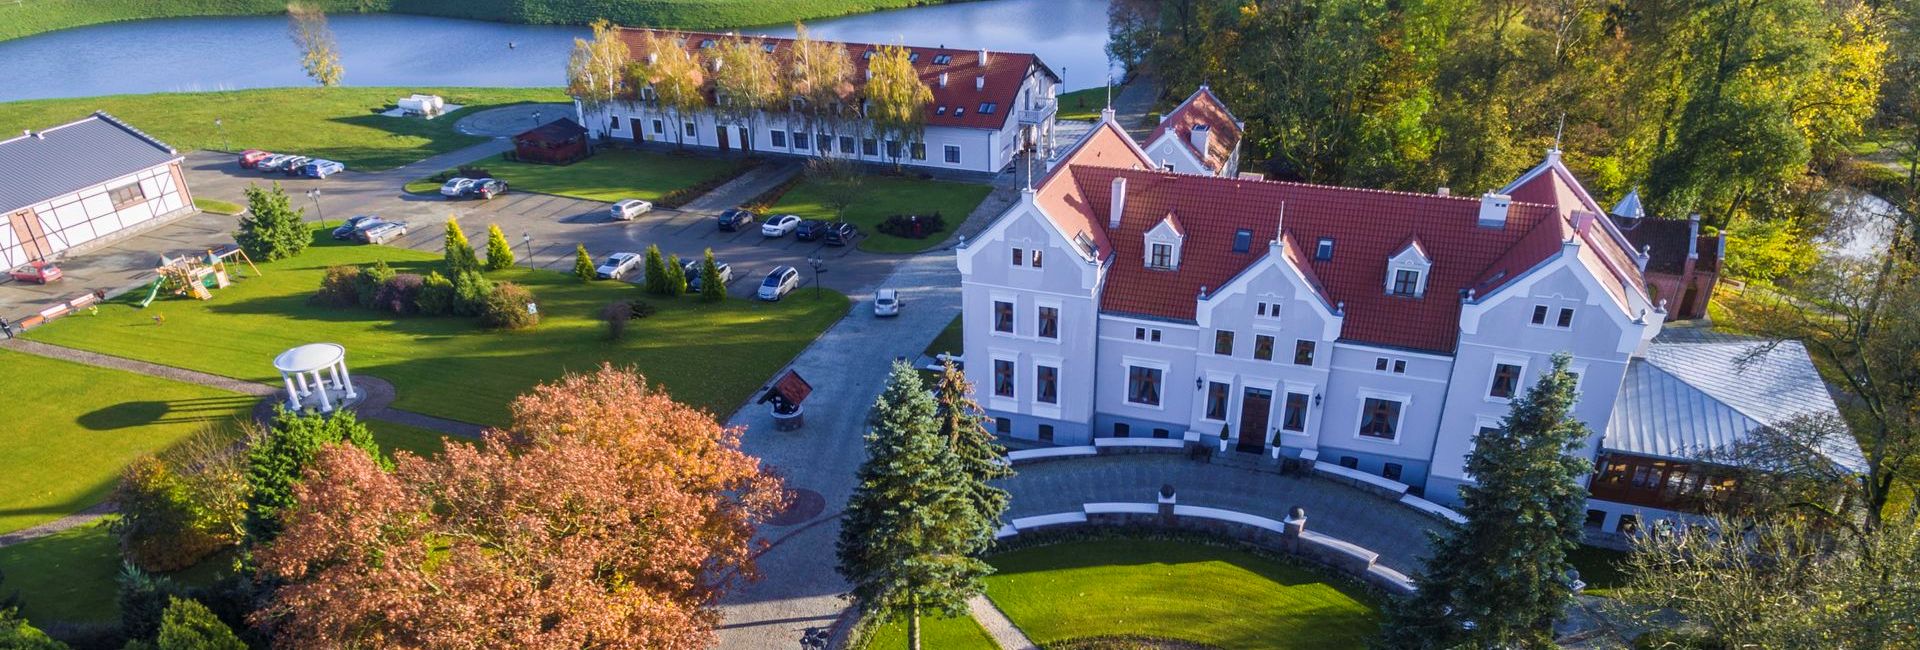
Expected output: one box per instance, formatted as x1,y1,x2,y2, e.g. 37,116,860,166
253,365,785,649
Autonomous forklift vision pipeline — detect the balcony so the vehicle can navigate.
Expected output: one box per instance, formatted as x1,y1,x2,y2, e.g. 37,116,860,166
1018,97,1058,124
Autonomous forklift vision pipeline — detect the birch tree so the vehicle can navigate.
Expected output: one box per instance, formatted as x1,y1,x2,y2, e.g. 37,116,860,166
566,19,631,127
629,30,706,149
864,44,934,170
286,3,343,87
712,35,783,155
786,24,856,154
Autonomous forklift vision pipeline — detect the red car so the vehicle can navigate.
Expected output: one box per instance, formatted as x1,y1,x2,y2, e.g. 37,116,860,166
238,150,271,169
8,261,62,284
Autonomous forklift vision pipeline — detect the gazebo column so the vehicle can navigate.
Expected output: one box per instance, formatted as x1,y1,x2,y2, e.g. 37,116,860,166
313,370,333,412
295,372,311,396
336,361,357,399
283,373,303,410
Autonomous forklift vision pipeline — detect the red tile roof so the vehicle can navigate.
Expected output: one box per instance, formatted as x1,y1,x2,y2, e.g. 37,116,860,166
1030,118,1156,259
1147,86,1243,173
615,28,1053,131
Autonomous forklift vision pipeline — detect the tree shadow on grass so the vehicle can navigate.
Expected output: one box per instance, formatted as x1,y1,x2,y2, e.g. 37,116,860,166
76,395,259,430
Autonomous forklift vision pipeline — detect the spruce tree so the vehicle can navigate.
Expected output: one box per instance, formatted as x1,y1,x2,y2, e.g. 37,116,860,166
699,248,726,302
931,359,1012,548
483,223,515,270
1376,353,1591,649
663,253,688,296
443,218,479,274
642,244,669,294
573,244,595,282
837,363,993,650
234,182,308,261
244,408,383,543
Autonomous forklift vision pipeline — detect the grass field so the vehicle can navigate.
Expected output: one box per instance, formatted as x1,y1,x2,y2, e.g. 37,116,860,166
1056,86,1117,122
1567,544,1630,598
0,87,567,170
192,197,244,215
365,419,453,459
986,540,1381,649
25,227,849,428
859,612,998,650
0,0,958,43
923,315,963,358
0,522,122,625
763,175,992,253
404,149,748,204
0,349,254,534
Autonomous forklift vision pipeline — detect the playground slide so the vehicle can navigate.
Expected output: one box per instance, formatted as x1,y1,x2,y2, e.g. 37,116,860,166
136,278,163,308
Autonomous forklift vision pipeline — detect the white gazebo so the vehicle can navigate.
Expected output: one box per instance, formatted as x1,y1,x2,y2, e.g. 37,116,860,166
274,343,357,413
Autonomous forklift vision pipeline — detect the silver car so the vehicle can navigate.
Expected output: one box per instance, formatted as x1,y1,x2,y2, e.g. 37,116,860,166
596,252,642,280
757,266,800,301
439,177,475,197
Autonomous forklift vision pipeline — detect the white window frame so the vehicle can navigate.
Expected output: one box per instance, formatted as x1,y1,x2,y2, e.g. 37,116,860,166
1385,243,1432,297
1035,298,1062,341
1354,388,1412,445
989,352,1019,412
1486,353,1530,404
990,293,1017,337
1279,381,1316,436
1144,217,1184,270
1032,354,1063,419
944,144,962,164
1200,374,1233,423
1121,357,1171,410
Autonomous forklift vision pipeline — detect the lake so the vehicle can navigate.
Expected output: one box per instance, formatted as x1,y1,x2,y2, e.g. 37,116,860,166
0,0,1117,102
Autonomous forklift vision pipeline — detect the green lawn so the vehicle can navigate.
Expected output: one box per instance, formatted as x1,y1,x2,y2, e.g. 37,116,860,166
0,522,121,626
0,87,567,170
0,349,255,534
923,315,963,359
0,0,961,43
1057,86,1118,122
764,176,992,253
986,540,1381,649
365,419,453,459
25,228,850,428
859,612,999,650
404,149,748,204
1567,544,1630,598
192,197,244,216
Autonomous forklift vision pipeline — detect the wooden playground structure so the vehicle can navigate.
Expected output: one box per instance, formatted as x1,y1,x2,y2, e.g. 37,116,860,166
140,245,260,306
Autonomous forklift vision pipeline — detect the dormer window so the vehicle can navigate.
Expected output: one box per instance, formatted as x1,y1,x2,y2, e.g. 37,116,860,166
1232,229,1252,253
1385,238,1432,298
1143,213,1185,270
934,54,952,64
1315,238,1334,260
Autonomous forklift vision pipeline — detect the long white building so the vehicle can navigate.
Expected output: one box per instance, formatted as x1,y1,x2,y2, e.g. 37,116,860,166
574,28,1062,175
958,101,1864,535
1,112,194,269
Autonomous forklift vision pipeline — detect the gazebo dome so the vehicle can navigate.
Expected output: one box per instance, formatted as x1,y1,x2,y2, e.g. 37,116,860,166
273,342,345,374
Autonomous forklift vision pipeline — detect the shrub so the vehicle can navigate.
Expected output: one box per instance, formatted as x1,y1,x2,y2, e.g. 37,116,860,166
456,164,493,179
642,245,668,294
356,260,395,310
663,253,688,296
483,223,516,270
374,273,425,315
574,244,595,282
113,428,249,572
443,218,479,274
451,269,494,317
876,213,946,239
234,182,308,262
155,597,245,650
246,409,383,543
628,300,657,319
118,563,182,645
602,300,632,341
312,265,361,308
480,282,539,330
416,271,456,316
0,608,65,650
699,248,725,303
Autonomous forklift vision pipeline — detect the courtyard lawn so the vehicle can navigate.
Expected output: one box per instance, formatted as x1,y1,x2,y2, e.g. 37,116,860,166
25,228,850,428
192,197,244,216
0,349,255,534
404,149,748,204
859,612,998,650
1057,86,1117,122
763,175,992,253
923,315,964,358
1567,545,1630,598
0,522,121,626
365,419,453,459
0,87,567,171
986,540,1381,649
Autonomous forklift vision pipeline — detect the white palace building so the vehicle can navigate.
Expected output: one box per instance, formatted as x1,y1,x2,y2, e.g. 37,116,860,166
958,89,1865,535
574,28,1062,175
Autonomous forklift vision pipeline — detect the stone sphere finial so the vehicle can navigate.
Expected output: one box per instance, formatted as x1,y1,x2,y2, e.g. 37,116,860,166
1160,483,1176,499
1289,506,1306,520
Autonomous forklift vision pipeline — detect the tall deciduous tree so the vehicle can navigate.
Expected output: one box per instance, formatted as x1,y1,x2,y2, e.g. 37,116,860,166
114,426,251,572
863,44,932,170
566,19,630,119
235,182,308,262
713,35,783,154
630,30,706,149
442,217,479,274
483,223,515,270
255,365,783,649
1377,353,1590,649
286,3,343,87
786,24,856,150
837,363,994,650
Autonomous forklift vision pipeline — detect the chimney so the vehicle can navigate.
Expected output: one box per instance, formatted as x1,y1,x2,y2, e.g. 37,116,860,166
978,48,990,67
975,76,985,91
1189,124,1211,156
939,72,949,88
1436,187,1450,197
1109,177,1128,229
1477,193,1511,228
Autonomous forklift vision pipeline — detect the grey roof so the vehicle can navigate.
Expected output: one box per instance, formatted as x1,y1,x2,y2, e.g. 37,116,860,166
1610,188,1644,219
0,111,181,213
1607,340,1866,473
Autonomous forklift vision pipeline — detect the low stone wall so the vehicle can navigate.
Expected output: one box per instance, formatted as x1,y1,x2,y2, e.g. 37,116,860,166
997,500,1417,596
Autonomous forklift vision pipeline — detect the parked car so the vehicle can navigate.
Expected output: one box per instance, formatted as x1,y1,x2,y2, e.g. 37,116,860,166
331,215,382,240
301,159,344,178
238,150,272,168
683,259,733,293
873,288,901,317
356,221,408,245
823,222,861,246
277,156,312,176
439,177,476,197
459,178,507,200
717,208,757,232
610,199,652,220
761,214,802,238
596,252,642,280
794,219,830,241
757,266,800,301
256,154,297,172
